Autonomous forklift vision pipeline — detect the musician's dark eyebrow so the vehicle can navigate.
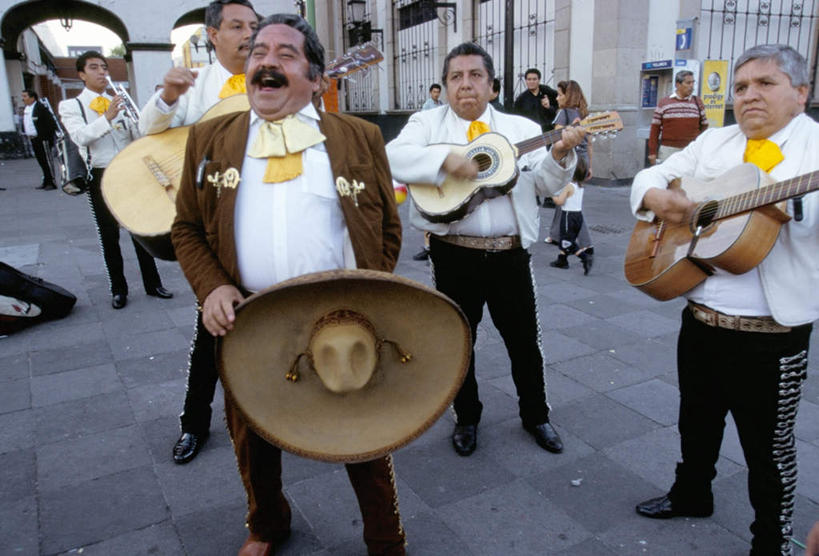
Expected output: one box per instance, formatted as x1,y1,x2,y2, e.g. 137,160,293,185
276,43,300,55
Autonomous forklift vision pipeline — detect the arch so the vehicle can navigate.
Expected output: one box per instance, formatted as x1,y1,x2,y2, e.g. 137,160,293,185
0,0,130,50
174,8,206,29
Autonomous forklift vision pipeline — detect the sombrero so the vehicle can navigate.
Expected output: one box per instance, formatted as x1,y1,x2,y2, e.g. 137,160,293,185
217,269,471,463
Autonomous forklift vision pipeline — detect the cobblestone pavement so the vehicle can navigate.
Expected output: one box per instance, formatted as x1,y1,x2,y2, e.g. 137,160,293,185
1,157,817,555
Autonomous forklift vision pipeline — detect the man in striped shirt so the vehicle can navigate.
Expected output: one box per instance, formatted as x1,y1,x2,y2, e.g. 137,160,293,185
648,70,708,165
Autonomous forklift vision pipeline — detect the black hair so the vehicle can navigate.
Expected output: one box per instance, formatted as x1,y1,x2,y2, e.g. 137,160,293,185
249,13,325,80
22,88,37,99
441,42,495,85
429,83,441,92
572,156,588,185
205,0,258,30
524,68,541,80
492,78,501,93
76,51,106,73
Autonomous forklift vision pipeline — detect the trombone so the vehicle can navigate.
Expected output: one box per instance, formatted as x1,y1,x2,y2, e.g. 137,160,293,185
106,76,140,123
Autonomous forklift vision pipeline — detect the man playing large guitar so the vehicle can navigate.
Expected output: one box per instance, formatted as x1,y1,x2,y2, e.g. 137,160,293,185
138,0,260,465
386,42,586,458
631,44,819,555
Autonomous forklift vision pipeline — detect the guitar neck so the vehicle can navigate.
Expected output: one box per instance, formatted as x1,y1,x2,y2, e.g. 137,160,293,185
715,170,819,220
514,129,564,156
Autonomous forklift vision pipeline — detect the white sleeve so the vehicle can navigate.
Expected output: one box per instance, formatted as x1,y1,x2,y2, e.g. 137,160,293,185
385,112,452,185
139,89,190,135
58,99,112,147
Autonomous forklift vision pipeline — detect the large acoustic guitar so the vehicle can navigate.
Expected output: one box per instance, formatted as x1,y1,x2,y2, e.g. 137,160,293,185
408,111,623,223
624,163,819,301
101,43,383,261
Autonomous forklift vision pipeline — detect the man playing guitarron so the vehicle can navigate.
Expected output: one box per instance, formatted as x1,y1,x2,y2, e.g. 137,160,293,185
386,42,586,457
631,44,819,555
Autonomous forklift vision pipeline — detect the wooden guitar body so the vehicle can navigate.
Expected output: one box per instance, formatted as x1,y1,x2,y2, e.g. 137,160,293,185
408,132,520,223
624,164,790,301
102,95,249,261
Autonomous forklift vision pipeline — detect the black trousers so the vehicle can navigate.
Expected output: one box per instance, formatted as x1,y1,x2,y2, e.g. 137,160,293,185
557,210,585,254
430,236,549,427
179,312,219,435
87,168,162,295
670,307,811,555
31,137,54,186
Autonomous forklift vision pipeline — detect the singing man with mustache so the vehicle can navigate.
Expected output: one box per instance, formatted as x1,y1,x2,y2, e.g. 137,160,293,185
139,0,260,465
386,43,585,458
171,13,403,555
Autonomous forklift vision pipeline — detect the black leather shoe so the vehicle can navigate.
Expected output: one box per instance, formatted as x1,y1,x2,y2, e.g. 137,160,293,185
146,286,173,299
412,248,430,261
111,293,127,309
42,183,57,190
452,424,477,456
173,431,209,464
635,495,713,519
524,422,564,453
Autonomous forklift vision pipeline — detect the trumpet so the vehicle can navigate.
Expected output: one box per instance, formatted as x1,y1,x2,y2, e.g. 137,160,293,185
106,76,141,123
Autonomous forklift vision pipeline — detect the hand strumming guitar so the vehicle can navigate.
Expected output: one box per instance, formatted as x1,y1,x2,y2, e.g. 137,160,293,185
642,187,696,224
441,153,479,180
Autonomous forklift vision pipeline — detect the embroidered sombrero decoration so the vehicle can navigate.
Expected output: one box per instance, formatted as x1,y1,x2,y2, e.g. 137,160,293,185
217,269,471,463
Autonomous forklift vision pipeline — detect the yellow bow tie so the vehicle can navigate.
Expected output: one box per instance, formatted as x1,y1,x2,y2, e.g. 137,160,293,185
218,74,247,99
467,120,490,142
248,115,326,183
89,96,110,115
743,139,784,173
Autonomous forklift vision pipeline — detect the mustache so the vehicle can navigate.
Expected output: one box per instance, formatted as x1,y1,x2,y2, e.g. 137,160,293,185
251,68,288,88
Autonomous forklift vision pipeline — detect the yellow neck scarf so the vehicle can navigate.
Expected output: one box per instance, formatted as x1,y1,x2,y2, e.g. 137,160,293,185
743,139,784,173
89,96,110,115
467,120,490,142
218,74,246,99
248,115,327,183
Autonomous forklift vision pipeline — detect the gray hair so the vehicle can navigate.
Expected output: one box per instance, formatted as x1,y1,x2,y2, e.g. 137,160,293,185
734,44,809,87
675,70,693,84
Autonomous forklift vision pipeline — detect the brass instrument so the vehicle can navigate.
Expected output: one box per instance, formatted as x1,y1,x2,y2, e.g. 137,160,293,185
106,76,140,123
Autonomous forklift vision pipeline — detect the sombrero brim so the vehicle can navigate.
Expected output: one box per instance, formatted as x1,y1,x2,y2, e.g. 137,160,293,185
217,269,471,463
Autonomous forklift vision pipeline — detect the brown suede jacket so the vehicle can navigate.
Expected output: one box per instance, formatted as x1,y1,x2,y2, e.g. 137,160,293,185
171,109,401,304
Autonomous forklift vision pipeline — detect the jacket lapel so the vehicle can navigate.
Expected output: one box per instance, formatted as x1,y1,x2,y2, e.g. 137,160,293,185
212,110,251,282
318,111,348,185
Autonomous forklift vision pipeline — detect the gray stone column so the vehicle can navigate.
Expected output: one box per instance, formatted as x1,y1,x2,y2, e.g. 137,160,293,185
589,0,650,181
126,43,174,109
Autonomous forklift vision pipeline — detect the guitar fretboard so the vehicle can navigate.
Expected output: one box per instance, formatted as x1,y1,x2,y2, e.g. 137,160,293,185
515,129,564,156
715,169,819,220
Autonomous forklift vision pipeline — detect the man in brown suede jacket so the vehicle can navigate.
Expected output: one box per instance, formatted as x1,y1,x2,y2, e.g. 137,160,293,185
171,13,403,556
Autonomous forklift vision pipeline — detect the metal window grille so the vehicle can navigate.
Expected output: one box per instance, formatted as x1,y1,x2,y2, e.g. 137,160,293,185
700,0,819,102
473,0,555,104
341,0,380,112
391,0,442,111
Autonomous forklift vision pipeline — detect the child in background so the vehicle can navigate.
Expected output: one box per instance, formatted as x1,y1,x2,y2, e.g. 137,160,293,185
549,156,593,275
544,80,593,249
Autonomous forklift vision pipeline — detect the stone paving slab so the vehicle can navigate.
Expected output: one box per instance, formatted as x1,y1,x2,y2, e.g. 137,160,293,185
2,158,818,555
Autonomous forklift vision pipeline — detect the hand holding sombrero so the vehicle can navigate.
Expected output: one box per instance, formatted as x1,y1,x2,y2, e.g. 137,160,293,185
217,269,470,463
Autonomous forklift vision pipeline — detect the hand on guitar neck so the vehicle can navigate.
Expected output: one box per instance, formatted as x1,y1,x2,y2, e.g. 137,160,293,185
550,123,587,165
642,187,696,225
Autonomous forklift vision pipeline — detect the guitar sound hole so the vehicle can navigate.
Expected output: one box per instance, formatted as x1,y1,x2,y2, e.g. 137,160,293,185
472,153,493,172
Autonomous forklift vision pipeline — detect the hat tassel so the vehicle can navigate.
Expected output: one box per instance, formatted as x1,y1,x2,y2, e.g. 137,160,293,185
379,339,413,364
286,351,312,382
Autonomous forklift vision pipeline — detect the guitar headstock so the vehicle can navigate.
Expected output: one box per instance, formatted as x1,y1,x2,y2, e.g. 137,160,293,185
326,42,384,80
580,111,623,140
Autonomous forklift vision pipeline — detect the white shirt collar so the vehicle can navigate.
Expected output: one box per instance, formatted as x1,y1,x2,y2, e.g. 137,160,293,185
766,113,801,148
671,92,692,100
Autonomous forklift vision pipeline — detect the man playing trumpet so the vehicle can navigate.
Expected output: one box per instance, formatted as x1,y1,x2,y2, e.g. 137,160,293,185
59,51,172,310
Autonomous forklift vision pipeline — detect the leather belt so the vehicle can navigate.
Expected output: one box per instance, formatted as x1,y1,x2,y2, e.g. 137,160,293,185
687,301,791,334
437,234,522,251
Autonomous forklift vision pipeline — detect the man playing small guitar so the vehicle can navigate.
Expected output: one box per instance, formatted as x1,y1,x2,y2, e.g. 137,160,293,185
386,42,586,458
630,44,819,555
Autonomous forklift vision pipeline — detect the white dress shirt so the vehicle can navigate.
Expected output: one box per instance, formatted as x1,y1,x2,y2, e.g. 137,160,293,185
234,102,354,292
23,104,36,136
631,113,819,325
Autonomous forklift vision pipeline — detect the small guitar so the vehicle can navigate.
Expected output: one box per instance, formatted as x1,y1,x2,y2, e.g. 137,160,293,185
624,163,819,301
408,111,623,224
101,43,384,261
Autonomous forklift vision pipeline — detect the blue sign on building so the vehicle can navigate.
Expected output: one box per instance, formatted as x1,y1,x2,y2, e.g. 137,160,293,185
676,27,693,51
641,60,672,70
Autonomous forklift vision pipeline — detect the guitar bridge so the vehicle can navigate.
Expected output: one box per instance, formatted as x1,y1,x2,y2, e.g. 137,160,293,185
142,156,175,200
